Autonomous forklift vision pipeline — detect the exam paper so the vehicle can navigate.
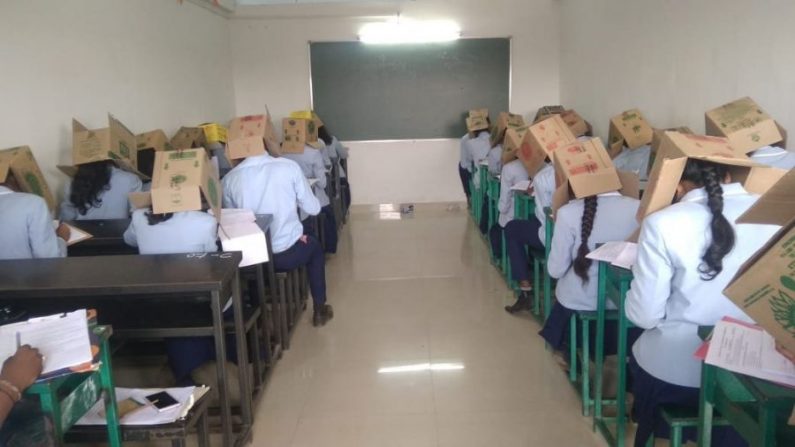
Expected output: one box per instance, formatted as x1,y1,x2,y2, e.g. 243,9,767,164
76,386,209,426
52,220,92,246
511,180,532,192
216,209,269,267
586,241,638,269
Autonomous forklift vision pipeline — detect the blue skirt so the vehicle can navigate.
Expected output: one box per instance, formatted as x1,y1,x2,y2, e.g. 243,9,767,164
539,301,640,358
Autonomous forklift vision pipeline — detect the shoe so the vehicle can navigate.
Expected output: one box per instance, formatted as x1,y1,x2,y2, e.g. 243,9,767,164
313,304,334,327
504,292,531,314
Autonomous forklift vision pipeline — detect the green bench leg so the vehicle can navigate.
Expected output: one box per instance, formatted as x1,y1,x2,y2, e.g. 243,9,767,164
569,314,577,383
533,259,541,316
581,317,591,417
99,335,122,447
38,386,64,441
671,424,682,446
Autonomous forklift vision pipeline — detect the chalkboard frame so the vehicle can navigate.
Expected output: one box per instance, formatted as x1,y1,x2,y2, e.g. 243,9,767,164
308,37,512,142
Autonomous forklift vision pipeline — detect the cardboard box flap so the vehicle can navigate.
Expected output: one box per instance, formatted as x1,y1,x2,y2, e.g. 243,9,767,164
705,97,785,154
72,118,88,133
737,169,795,226
136,130,172,152
0,146,57,211
108,114,136,165
0,159,9,183
71,114,136,168
609,109,654,150
617,170,641,200
57,165,78,178
502,125,530,164
128,191,153,210
466,116,490,133
150,148,221,218
469,108,489,119
170,127,207,150
526,114,577,159
533,105,565,123
551,138,621,212
560,109,589,137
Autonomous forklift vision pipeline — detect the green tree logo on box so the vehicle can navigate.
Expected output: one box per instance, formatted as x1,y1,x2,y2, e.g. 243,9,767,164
23,172,44,197
170,174,187,189
771,275,795,336
206,178,219,207
119,141,130,158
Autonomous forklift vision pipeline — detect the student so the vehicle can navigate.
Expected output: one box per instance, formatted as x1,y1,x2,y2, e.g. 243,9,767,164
466,128,491,189
538,184,639,355
487,141,503,176
458,132,473,205
319,126,352,213
282,145,338,254
488,158,528,259
612,143,652,181
0,179,69,260
222,149,334,327
625,159,780,447
0,345,45,446
748,144,795,169
60,160,143,220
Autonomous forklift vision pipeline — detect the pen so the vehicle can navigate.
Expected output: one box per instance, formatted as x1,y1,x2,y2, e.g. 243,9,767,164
15,332,21,349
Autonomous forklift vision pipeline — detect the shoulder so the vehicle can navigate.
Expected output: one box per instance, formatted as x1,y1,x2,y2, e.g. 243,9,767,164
112,167,141,184
557,200,584,225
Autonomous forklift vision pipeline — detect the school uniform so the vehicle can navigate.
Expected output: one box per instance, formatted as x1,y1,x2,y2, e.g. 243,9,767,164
222,153,327,308
626,183,779,446
123,208,219,382
488,159,528,258
59,166,142,220
458,133,473,200
0,186,66,260
612,144,652,181
316,139,333,168
749,145,795,169
466,131,491,189
503,163,555,283
487,144,503,176
331,137,351,212
539,193,640,350
282,146,338,254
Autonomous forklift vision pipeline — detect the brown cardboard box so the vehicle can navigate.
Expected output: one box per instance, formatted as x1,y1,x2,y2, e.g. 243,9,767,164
502,125,530,164
533,105,565,123
560,109,589,137
551,137,623,212
0,146,56,212
136,130,172,179
637,131,786,221
705,97,785,154
608,109,654,151
491,112,526,148
724,169,795,354
282,118,316,154
148,148,221,218
68,114,143,178
466,116,490,133
170,127,207,151
468,108,489,119
289,111,323,147
226,115,269,160
519,115,577,177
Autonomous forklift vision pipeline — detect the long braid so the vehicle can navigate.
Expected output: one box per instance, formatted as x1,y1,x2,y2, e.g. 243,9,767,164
698,165,735,280
573,196,598,283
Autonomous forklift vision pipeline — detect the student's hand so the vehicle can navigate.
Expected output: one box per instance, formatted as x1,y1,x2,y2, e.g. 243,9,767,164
525,185,535,195
56,223,71,241
299,235,309,244
1,345,44,391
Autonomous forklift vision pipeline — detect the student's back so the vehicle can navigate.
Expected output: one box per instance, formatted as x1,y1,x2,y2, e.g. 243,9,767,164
123,209,217,255
281,147,330,207
749,145,795,170
0,188,65,260
60,165,142,220
548,193,640,310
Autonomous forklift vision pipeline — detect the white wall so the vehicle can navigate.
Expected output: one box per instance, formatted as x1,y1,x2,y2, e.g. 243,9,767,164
231,0,561,205
0,0,235,197
560,0,795,145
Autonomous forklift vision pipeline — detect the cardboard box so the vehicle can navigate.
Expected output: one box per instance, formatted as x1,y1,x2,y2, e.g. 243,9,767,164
608,109,654,151
705,97,786,154
519,115,577,176
466,116,490,133
170,127,207,151
724,169,795,355
560,109,589,137
551,137,623,212
491,112,525,147
226,115,269,160
148,148,221,218
502,125,530,164
0,146,56,212
136,130,172,179
533,105,565,123
637,131,787,221
468,108,489,119
199,123,228,144
72,114,137,168
290,110,324,132
282,118,318,154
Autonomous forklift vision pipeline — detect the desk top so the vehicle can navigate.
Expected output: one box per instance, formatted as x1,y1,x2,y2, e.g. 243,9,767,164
0,252,242,298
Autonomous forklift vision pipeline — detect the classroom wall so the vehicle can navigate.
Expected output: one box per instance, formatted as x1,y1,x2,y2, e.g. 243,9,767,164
0,0,235,198
559,0,795,145
231,0,561,205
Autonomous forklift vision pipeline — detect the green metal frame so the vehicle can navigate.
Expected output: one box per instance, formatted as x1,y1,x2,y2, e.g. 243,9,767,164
26,325,121,447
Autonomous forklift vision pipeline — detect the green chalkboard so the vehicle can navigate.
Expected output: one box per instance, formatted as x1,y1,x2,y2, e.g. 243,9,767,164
310,38,510,141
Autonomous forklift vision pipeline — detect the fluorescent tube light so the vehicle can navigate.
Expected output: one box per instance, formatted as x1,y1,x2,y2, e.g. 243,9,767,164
359,19,461,44
377,362,465,374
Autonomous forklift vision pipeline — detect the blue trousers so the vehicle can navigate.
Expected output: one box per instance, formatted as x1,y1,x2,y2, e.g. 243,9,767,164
479,198,489,234
458,165,471,199
488,224,503,259
341,178,351,213
504,217,544,282
273,235,327,308
302,206,338,254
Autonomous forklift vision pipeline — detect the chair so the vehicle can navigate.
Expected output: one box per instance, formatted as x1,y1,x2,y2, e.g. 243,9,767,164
649,405,729,447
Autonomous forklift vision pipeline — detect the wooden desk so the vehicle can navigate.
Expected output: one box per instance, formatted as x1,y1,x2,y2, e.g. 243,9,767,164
65,219,137,257
0,253,250,447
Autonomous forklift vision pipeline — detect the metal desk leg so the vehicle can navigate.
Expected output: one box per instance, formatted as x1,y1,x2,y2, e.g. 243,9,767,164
594,263,607,429
197,407,210,447
255,264,272,367
616,288,629,447
98,334,122,447
210,291,232,447
697,363,716,447
231,272,253,431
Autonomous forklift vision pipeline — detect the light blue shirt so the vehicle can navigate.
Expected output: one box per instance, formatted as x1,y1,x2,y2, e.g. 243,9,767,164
60,166,143,220
123,209,218,254
281,147,330,208
532,163,555,246
316,140,332,168
548,193,640,311
627,183,780,387
0,186,66,259
749,145,795,169
465,131,491,174
222,153,320,254
612,144,652,181
487,144,503,176
331,137,347,178
459,133,472,169
498,159,529,227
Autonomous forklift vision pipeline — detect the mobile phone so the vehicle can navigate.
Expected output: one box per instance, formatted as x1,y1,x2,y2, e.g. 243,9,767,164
144,391,180,412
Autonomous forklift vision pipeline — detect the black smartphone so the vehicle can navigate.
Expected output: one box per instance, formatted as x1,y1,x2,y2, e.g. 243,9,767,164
144,391,180,412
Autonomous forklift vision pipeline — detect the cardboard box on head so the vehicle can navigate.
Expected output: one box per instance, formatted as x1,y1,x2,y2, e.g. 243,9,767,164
282,118,320,154
533,105,565,123
519,115,577,177
0,146,56,212
551,137,623,213
637,131,787,222
66,114,144,179
724,169,795,355
560,109,589,138
227,115,268,160
607,109,654,156
705,97,786,154
199,123,228,145
502,125,530,164
290,111,324,146
136,130,173,179
145,148,222,219
466,116,490,135
468,108,489,119
490,112,525,147
170,127,207,151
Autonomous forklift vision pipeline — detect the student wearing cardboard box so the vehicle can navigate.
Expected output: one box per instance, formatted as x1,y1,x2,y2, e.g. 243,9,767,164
537,140,641,356
625,132,785,447
281,118,338,255
222,132,334,327
459,109,490,205
607,109,655,182
487,127,530,259
318,125,352,214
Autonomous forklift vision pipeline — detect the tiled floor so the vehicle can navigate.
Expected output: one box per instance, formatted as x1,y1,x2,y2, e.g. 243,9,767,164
251,203,607,446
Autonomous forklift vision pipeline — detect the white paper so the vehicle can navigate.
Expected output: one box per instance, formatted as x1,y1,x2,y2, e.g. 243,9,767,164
219,221,269,267
75,386,208,426
586,241,638,269
0,310,92,374
52,220,92,246
705,319,795,387
510,180,532,192
308,178,320,188
212,208,256,225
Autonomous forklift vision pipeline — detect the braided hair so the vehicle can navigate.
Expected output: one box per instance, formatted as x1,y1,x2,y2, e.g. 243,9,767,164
146,211,174,226
680,159,734,280
69,160,113,216
573,195,598,283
